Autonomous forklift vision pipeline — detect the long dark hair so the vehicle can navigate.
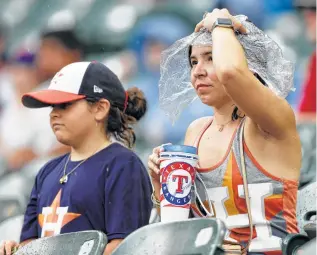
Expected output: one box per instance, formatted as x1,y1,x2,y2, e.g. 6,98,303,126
231,73,267,121
231,73,267,120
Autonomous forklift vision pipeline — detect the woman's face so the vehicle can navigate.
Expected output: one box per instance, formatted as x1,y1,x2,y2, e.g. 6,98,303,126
190,45,231,107
49,99,97,146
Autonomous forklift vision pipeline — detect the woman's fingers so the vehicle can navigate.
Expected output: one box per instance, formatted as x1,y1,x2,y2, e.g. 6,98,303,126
149,143,172,176
194,8,248,34
195,20,204,32
159,143,172,152
232,18,247,34
148,154,160,174
148,159,160,175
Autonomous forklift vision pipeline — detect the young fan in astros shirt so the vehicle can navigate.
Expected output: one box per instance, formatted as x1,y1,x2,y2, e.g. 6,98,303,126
0,61,152,255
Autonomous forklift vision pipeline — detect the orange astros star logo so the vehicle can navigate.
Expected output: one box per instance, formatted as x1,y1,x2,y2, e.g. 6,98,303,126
38,189,81,237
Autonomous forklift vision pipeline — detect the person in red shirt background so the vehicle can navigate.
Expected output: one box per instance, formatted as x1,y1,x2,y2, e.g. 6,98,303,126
295,0,316,120
299,51,316,114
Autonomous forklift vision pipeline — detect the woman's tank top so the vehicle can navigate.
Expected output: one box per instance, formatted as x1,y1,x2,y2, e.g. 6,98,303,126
191,118,298,255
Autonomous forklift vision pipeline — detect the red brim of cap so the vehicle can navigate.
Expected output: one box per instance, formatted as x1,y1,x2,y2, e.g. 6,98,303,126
22,90,86,108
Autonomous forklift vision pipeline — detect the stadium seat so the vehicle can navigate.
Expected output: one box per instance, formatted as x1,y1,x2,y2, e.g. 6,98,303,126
282,234,315,255
297,123,316,187
15,231,107,255
0,171,32,223
283,182,317,254
0,197,24,224
0,214,24,242
296,182,316,234
0,158,50,223
112,218,226,255
293,238,316,255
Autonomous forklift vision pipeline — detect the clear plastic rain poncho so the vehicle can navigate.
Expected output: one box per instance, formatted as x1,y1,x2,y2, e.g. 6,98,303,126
159,15,295,124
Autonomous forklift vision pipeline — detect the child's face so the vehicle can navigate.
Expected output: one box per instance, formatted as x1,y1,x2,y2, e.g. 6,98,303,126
49,99,97,146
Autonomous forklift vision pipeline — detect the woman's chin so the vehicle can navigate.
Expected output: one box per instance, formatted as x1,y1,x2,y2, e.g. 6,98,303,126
199,95,215,106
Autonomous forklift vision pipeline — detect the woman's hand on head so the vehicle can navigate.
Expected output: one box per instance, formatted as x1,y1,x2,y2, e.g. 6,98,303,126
195,8,247,34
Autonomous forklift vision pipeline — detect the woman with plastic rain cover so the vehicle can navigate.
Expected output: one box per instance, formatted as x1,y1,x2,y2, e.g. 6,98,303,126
148,9,301,255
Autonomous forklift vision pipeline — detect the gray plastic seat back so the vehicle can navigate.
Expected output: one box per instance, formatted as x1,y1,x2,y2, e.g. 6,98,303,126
0,172,30,222
113,218,226,255
297,123,316,186
297,182,316,233
16,231,107,255
0,197,24,223
294,238,316,255
0,214,24,242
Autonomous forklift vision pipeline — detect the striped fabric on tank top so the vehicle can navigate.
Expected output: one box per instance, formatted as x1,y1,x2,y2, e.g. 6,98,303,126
190,117,298,255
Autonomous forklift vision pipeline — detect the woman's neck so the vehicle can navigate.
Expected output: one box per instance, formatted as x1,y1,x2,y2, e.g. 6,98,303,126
213,102,236,125
70,133,112,161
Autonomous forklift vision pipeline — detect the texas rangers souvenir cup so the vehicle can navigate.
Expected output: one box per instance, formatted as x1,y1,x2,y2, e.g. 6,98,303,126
159,145,198,222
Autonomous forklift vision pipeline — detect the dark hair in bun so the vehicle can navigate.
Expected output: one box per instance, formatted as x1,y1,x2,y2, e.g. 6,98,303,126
106,87,147,148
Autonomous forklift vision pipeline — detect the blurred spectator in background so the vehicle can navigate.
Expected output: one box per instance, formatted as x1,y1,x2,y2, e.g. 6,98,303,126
36,29,84,84
0,28,84,173
103,50,138,85
219,0,266,28
126,13,211,160
294,0,316,121
0,24,9,115
0,51,41,172
0,25,7,71
0,51,59,172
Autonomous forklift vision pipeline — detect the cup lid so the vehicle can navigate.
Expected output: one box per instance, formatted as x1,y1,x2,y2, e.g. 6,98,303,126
162,145,197,154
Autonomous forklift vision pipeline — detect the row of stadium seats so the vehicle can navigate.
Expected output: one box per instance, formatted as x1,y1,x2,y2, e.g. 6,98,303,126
1,210,316,255
12,218,226,255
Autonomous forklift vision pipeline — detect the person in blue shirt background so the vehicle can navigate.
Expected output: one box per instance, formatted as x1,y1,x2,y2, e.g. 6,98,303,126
0,61,152,255
126,14,212,151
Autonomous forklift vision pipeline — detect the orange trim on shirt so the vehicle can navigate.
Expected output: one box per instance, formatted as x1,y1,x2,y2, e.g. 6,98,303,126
243,141,298,185
196,121,242,172
282,180,299,233
243,141,299,233
264,251,283,255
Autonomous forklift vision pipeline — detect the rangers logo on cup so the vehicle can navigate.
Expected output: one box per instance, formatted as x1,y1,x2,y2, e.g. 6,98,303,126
161,161,196,206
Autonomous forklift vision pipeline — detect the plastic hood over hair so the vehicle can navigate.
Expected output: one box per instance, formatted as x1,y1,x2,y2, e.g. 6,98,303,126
159,15,295,124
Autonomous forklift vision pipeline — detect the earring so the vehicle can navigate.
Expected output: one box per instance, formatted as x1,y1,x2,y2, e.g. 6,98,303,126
237,109,246,118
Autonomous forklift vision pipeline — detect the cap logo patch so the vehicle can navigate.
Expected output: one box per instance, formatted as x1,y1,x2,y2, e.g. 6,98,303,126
52,72,64,84
94,85,103,93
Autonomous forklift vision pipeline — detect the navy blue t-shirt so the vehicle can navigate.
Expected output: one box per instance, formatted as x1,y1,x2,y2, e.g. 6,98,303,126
20,143,152,242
